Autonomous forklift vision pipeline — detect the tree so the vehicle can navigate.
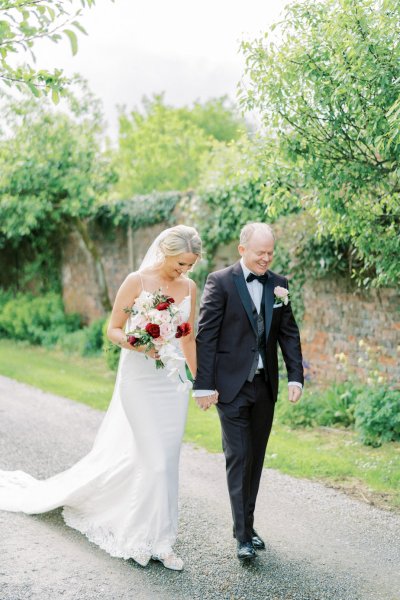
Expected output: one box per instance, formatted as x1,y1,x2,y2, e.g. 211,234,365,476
240,0,400,287
0,0,98,100
114,94,246,198
180,96,246,143
0,86,116,309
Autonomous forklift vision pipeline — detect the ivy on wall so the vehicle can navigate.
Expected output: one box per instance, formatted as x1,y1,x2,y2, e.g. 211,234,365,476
94,191,184,231
0,191,184,294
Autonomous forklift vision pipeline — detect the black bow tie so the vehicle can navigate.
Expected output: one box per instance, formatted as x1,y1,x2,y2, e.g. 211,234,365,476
246,272,268,284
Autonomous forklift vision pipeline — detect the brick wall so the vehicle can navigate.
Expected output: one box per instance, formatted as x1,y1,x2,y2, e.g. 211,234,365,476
301,278,399,385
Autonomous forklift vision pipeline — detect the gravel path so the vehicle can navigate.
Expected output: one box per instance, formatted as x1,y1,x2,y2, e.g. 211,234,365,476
0,375,399,600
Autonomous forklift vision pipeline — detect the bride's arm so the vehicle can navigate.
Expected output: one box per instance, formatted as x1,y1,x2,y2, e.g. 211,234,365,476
107,273,145,352
180,280,197,378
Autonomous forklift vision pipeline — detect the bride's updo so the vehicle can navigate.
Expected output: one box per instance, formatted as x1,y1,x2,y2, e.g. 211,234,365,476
158,225,202,258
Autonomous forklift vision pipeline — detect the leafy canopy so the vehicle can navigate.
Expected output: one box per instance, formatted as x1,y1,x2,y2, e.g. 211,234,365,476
114,94,246,197
240,0,400,287
0,0,100,100
0,84,116,246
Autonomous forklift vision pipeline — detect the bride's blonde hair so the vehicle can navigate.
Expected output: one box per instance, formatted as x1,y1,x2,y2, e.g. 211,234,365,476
159,225,202,258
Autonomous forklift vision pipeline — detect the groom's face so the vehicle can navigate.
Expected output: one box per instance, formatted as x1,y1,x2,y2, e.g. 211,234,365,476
238,232,274,275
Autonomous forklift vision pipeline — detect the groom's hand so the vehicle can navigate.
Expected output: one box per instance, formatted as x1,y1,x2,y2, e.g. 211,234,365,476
195,392,218,411
288,385,302,404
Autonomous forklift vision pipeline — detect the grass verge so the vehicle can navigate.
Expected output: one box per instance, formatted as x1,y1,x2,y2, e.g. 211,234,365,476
0,339,399,511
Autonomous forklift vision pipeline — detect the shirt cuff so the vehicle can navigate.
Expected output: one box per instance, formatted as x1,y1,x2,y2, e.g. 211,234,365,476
192,389,215,397
288,381,303,389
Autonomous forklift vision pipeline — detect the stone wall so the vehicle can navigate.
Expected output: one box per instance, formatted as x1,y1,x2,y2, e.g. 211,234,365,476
61,222,168,323
301,278,399,385
62,231,399,385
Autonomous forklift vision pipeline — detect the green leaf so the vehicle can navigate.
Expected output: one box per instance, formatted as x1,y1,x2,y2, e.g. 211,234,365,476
26,81,41,97
51,88,60,104
63,29,78,56
72,20,88,35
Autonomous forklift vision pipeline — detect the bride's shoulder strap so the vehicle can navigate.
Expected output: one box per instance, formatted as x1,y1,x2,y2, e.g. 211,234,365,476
138,271,144,291
126,270,144,292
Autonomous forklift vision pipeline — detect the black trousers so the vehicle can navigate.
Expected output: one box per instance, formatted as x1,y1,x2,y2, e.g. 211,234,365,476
216,373,275,543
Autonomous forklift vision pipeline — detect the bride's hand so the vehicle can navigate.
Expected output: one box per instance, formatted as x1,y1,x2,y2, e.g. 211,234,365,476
128,344,159,359
145,347,160,360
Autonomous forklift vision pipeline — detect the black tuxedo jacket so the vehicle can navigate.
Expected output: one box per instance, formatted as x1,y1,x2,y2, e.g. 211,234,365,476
194,261,304,403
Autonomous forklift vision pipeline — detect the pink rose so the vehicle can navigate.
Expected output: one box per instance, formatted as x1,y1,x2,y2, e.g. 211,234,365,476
160,323,174,338
157,310,170,321
274,286,289,305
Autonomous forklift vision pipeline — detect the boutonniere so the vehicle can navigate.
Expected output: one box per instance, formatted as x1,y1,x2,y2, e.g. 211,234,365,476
274,286,290,305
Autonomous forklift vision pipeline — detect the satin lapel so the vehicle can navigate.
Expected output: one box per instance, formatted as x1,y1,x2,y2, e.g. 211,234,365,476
264,273,274,341
232,266,257,336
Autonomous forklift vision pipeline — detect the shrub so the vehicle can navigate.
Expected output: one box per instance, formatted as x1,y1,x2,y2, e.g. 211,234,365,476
81,317,107,356
355,387,400,447
102,317,120,371
277,382,359,429
57,317,107,356
0,289,13,336
60,329,88,355
0,293,81,346
277,390,321,428
0,289,13,308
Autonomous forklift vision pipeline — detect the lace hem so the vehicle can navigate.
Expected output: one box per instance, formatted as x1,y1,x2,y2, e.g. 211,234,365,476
62,507,175,561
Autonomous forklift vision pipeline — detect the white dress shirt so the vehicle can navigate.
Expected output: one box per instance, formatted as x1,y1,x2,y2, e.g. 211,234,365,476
193,258,302,397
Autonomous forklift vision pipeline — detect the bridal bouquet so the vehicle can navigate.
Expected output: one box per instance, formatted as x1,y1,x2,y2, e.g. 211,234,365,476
124,290,191,388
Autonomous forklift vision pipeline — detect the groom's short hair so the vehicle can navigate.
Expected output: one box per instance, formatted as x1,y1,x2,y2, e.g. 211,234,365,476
240,223,275,247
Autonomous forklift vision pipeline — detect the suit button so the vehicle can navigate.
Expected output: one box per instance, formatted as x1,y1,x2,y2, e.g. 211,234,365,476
251,348,255,352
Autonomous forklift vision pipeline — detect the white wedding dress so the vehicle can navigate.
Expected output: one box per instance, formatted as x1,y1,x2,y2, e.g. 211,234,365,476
0,286,191,563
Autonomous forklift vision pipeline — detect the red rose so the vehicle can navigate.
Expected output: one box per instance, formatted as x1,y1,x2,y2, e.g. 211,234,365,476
156,302,170,311
145,323,160,338
175,322,191,338
166,297,175,304
127,335,139,346
181,322,191,336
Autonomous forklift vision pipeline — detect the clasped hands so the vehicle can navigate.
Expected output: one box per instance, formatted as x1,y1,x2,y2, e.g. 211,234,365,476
195,391,219,411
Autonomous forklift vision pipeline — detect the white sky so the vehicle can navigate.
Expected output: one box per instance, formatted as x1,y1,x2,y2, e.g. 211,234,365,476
32,0,289,137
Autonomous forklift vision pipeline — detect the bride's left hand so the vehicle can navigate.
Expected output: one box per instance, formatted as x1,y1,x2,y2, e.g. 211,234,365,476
146,348,160,360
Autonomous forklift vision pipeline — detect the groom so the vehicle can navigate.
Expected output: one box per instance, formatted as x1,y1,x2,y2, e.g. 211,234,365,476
193,222,303,561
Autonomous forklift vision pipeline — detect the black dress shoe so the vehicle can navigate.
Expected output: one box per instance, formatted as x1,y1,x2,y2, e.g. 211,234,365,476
251,530,265,550
237,541,257,560
233,527,265,550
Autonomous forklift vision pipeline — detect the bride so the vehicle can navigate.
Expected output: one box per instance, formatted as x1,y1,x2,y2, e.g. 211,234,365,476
0,225,203,571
